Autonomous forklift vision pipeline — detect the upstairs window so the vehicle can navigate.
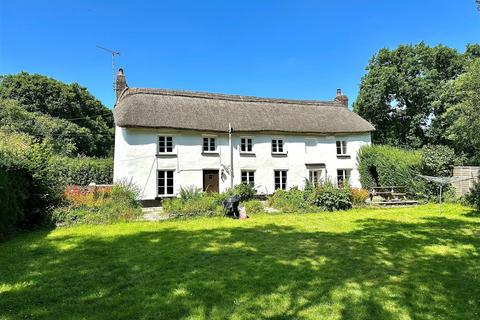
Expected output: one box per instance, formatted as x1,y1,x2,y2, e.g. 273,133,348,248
240,138,253,152
203,137,216,152
158,136,173,153
274,170,287,190
241,170,255,186
336,141,347,155
158,170,174,196
337,169,351,186
272,139,284,153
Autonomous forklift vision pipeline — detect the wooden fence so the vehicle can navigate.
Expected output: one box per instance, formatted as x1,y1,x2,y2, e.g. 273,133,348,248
452,166,480,196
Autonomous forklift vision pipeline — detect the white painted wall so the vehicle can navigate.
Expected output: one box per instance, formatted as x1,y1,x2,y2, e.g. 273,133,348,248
113,126,371,200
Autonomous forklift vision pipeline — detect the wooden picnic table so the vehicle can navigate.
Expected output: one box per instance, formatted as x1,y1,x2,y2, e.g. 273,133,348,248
370,186,407,202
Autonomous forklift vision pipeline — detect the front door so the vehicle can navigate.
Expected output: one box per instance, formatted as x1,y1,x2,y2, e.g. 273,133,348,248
203,170,219,193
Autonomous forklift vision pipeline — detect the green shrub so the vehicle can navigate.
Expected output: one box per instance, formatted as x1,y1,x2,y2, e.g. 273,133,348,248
358,145,425,195
244,200,264,214
226,183,257,202
48,155,113,185
465,177,480,210
313,182,353,211
179,185,204,202
162,194,224,218
51,183,142,225
419,145,465,201
269,188,317,213
0,132,62,238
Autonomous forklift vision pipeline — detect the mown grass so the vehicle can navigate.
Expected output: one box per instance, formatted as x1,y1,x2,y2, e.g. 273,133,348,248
1,204,479,320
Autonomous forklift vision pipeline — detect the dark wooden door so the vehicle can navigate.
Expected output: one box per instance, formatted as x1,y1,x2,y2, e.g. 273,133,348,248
203,170,219,193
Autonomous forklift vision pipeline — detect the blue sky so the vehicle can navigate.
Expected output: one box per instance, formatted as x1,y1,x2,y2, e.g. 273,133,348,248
1,0,479,109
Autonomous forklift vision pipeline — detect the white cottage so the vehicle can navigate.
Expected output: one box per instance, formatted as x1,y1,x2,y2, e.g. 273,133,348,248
113,69,374,203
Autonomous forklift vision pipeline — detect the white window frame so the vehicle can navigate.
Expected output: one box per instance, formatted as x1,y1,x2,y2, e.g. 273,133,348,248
272,138,285,154
240,137,253,153
157,170,175,196
336,140,347,155
241,170,255,186
202,136,217,153
336,169,351,186
274,170,287,190
158,135,174,154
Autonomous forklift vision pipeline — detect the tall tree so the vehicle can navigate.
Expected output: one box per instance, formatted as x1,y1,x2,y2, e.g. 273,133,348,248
353,43,469,148
0,72,114,157
444,59,480,164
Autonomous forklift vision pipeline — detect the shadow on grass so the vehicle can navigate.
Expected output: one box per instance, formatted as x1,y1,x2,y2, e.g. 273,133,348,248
1,216,479,320
463,208,480,218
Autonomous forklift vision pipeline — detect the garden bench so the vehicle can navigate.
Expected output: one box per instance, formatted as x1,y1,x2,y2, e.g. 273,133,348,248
370,186,417,205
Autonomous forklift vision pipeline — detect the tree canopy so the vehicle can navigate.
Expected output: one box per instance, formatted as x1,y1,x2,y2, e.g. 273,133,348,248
444,59,480,164
353,43,480,164
0,72,114,157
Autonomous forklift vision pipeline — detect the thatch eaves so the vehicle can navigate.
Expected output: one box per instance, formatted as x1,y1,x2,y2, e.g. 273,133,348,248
114,88,375,134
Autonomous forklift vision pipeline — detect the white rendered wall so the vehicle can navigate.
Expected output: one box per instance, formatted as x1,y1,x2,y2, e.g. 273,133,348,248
113,126,371,200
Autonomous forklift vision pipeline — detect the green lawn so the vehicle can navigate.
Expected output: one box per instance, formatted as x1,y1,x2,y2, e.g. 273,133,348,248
1,204,479,320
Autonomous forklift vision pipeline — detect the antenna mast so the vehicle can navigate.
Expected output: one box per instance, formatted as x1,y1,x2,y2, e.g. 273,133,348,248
96,45,121,91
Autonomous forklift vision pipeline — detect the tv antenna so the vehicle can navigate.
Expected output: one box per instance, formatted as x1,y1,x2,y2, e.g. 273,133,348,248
96,45,121,91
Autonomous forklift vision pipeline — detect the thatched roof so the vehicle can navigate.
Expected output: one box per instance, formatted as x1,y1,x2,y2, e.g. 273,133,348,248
114,88,374,134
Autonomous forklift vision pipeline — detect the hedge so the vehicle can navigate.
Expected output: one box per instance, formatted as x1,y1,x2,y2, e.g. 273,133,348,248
357,145,425,195
49,156,113,185
0,132,61,238
357,144,463,200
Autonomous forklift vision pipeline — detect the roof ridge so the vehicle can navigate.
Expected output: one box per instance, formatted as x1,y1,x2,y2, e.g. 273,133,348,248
121,87,339,106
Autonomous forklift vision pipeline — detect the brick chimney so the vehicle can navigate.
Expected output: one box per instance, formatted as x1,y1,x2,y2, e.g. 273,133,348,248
334,88,348,107
116,68,128,101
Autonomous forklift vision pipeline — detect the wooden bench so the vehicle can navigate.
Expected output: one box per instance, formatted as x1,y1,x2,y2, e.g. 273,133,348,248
370,186,417,205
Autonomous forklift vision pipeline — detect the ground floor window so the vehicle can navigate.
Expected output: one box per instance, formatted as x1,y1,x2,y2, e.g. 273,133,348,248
337,169,351,186
158,170,174,196
274,170,287,190
241,170,255,186
309,169,322,185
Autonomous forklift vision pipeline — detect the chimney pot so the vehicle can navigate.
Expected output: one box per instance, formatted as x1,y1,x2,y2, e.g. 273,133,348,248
336,88,342,96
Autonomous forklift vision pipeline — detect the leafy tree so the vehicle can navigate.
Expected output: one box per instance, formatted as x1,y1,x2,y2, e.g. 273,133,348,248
0,72,113,157
444,59,480,164
353,43,470,148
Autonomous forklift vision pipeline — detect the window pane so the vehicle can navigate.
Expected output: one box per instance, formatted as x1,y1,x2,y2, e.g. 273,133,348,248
165,137,173,152
278,140,283,152
272,140,277,152
342,141,347,154
241,172,247,182
159,137,165,152
250,172,255,185
203,138,209,151
210,138,215,151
